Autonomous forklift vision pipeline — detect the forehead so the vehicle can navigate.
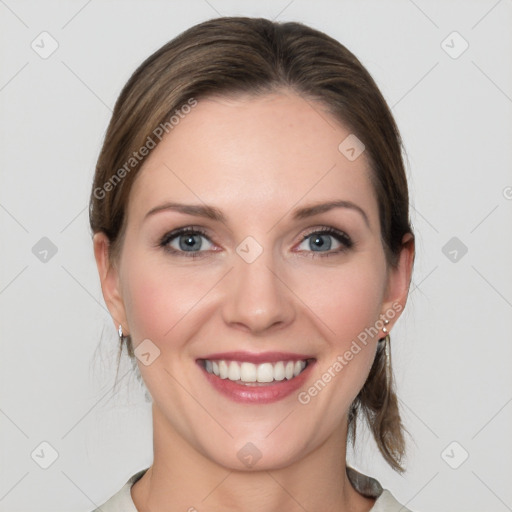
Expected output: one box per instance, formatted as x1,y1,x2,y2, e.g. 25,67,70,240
128,91,379,228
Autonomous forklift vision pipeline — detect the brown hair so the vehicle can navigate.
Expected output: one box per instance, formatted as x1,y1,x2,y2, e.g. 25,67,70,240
89,16,414,473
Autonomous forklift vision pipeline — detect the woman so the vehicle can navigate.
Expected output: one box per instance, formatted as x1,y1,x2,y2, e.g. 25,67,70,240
90,16,416,512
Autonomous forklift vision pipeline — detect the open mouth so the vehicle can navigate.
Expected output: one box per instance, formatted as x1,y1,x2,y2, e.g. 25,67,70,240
196,351,316,403
198,358,314,386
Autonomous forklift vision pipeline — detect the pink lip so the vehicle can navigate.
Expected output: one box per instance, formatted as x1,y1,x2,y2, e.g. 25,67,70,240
196,356,316,404
198,351,313,364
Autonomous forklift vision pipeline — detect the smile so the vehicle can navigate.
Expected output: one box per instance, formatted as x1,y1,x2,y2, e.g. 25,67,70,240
201,359,309,384
197,352,316,404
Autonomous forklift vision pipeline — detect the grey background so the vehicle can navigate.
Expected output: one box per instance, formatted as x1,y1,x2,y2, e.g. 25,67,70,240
1,1,511,511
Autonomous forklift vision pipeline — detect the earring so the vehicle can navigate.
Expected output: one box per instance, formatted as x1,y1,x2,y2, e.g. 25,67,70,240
383,333,391,389
379,319,391,389
118,324,124,342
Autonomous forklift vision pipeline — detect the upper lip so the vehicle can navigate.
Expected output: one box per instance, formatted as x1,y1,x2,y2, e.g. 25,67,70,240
198,351,314,364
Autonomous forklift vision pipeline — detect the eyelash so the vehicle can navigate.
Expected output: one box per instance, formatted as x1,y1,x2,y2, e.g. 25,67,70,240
158,226,354,259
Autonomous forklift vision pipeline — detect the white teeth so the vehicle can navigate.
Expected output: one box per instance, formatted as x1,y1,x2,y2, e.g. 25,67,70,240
240,362,257,382
204,359,309,383
218,360,229,379
257,363,274,383
274,361,285,381
228,361,240,381
294,360,305,377
285,361,294,380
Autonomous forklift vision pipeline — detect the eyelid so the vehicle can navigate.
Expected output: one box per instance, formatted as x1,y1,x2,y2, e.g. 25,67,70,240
298,225,352,245
159,225,212,245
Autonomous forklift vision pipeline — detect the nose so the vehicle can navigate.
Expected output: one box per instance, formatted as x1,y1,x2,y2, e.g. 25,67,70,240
221,249,296,335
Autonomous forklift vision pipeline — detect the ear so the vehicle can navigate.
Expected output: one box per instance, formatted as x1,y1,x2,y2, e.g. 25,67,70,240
380,232,415,331
93,232,128,335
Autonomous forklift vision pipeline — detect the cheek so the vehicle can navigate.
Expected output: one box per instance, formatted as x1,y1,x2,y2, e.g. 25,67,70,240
293,260,386,422
121,253,217,346
124,276,168,341
293,257,387,346
123,251,387,347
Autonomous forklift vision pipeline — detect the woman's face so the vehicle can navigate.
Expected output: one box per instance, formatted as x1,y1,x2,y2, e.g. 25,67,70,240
96,90,412,470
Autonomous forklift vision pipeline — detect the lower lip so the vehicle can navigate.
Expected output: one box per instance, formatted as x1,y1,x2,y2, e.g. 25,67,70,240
199,361,315,404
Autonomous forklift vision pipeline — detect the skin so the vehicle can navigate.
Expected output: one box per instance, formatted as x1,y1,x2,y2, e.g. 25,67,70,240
94,90,414,512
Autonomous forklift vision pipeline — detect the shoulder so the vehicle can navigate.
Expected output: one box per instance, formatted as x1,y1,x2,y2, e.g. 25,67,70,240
92,466,416,512
346,466,416,512
370,489,414,512
90,468,149,512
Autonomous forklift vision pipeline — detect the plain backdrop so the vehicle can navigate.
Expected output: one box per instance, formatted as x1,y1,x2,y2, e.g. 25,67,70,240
1,1,511,511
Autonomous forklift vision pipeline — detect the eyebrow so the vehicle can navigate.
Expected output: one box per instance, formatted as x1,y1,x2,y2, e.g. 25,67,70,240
144,200,370,228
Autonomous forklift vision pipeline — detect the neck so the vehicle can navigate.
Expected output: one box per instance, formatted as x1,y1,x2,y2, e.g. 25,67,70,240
131,405,375,512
